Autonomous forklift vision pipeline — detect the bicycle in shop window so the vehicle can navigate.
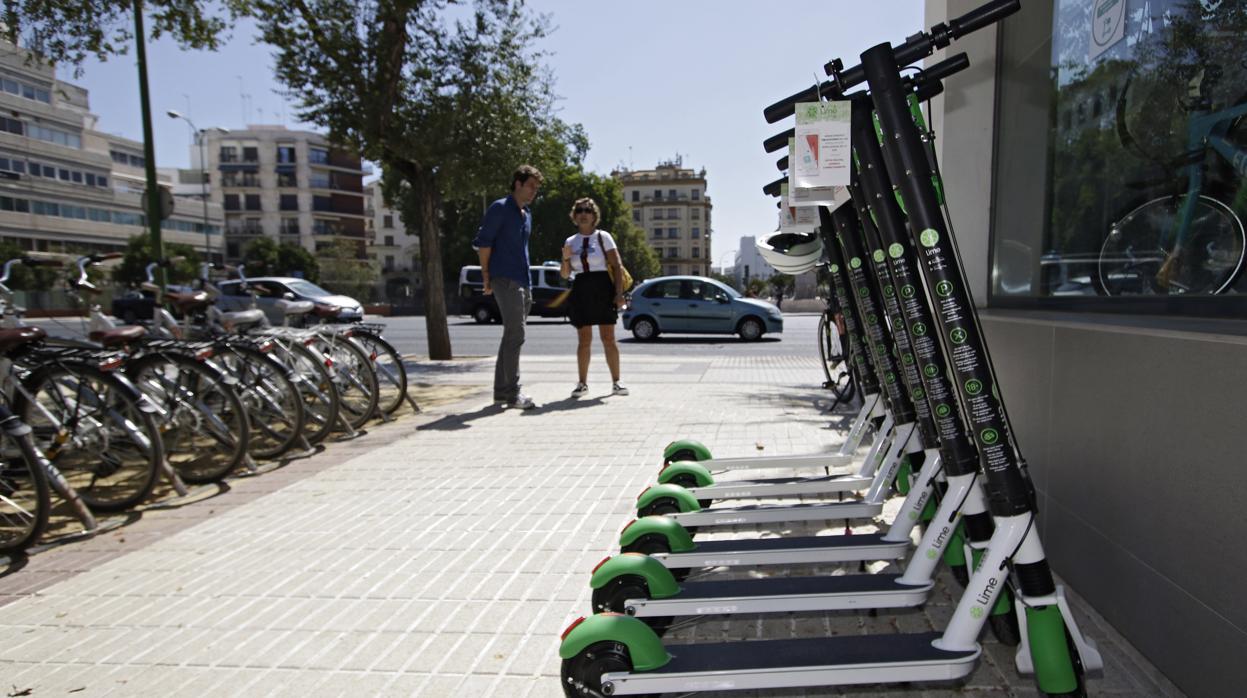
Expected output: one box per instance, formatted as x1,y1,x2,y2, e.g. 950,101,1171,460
1099,62,1247,296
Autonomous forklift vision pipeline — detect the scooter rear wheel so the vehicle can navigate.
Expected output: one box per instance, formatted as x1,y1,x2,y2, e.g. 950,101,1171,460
561,642,656,698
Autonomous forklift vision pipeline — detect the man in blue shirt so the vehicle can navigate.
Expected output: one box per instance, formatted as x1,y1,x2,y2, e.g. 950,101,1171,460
474,164,543,409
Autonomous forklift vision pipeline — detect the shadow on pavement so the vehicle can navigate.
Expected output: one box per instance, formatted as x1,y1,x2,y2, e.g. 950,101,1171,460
618,337,782,345
521,396,606,414
415,402,504,431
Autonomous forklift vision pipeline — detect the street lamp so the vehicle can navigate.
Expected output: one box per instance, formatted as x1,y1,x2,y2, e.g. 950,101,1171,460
166,110,225,261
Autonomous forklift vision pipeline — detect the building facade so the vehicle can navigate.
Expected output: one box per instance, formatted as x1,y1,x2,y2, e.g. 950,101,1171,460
194,126,369,262
923,1,1246,694
364,181,421,304
0,41,222,258
614,159,712,277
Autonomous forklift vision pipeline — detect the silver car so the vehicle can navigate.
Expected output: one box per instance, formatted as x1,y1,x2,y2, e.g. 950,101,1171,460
216,277,364,324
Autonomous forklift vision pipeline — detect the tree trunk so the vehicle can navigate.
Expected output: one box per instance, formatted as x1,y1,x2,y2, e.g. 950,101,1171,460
413,173,452,360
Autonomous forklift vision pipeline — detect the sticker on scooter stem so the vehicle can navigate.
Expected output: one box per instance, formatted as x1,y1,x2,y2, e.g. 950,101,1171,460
889,243,904,259
950,328,968,344
980,428,1000,445
850,257,862,269
911,322,927,336
873,250,885,263
923,363,938,377
936,280,954,297
935,404,951,417
901,285,915,299
970,606,985,619
830,264,839,273
965,379,983,395
920,228,940,247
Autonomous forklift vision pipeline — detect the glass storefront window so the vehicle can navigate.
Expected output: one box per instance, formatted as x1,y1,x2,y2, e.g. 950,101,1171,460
993,0,1247,309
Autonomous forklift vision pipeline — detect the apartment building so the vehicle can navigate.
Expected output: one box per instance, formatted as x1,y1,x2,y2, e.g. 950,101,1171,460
195,126,369,262
364,181,421,302
614,158,712,277
0,40,223,257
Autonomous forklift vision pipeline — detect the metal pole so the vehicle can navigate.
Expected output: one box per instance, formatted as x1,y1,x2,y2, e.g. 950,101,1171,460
198,129,211,260
132,0,165,296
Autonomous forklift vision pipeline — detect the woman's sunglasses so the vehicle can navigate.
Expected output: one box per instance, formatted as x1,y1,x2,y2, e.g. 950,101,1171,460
574,207,595,214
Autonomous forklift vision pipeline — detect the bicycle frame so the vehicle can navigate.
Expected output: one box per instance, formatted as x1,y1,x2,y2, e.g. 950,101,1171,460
1167,100,1247,249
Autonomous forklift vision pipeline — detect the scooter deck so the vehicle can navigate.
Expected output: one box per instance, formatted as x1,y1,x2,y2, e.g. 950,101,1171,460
671,500,883,527
603,632,979,694
702,452,855,471
656,533,910,568
629,573,933,616
688,473,872,499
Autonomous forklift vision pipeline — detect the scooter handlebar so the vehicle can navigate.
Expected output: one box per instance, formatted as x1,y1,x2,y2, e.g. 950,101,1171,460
948,0,1021,39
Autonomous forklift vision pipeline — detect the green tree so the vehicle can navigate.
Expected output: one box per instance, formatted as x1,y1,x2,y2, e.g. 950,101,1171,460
276,242,320,282
768,272,794,297
247,0,576,359
241,236,279,277
319,238,378,302
113,234,201,286
0,242,58,291
746,277,768,297
707,271,739,292
242,237,320,280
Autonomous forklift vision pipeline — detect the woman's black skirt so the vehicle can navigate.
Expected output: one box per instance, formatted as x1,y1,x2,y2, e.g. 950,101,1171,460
569,271,618,328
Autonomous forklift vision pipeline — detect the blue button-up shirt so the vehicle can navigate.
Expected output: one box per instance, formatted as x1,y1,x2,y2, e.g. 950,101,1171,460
473,195,531,287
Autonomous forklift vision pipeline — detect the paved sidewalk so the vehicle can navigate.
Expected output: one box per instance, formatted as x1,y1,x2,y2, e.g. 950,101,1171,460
0,354,1181,696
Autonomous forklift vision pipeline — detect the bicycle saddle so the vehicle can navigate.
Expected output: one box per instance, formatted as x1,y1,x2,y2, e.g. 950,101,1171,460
88,325,146,346
274,299,314,316
166,289,212,312
0,326,46,355
219,308,266,330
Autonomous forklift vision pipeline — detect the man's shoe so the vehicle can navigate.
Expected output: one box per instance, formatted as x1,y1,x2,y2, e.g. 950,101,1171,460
508,394,536,410
571,383,589,398
611,382,629,396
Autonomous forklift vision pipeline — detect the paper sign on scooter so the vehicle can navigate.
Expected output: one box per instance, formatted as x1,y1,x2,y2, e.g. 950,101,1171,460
779,183,818,232
793,101,852,188
787,137,848,208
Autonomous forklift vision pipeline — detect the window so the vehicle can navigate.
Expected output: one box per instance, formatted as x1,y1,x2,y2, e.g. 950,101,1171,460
279,194,298,211
668,189,677,199
244,194,261,211
651,228,662,239
71,171,82,184
653,189,662,200
58,169,70,181
312,195,332,212
383,215,393,228
280,218,300,235
223,194,240,211
97,175,107,188
0,117,23,135
667,208,678,219
643,280,683,299
667,228,678,239
384,235,394,246
692,227,701,239
41,165,54,178
631,191,639,202
277,171,297,187
308,147,329,164
692,247,700,258
667,248,679,259
653,209,664,220
691,190,700,200
219,146,237,163
691,209,700,220
632,210,641,222
111,150,129,164
85,173,95,186
384,255,395,271
665,265,679,276
276,145,296,164
242,147,259,162
309,172,331,189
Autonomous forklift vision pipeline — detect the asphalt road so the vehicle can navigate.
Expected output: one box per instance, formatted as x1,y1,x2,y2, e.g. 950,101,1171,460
380,311,824,358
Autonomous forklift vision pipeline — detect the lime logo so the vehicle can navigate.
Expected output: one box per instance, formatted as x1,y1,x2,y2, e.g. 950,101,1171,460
902,353,914,365
965,379,983,395
936,280,954,297
889,243,904,259
926,549,939,560
923,364,938,378
883,285,895,298
920,228,940,248
950,328,968,344
935,404,951,417
850,257,862,269
912,322,926,337
909,511,920,521
886,373,896,384
856,356,866,365
873,250,885,263
901,285,915,299
912,387,925,400
970,606,985,620
866,313,877,325
858,287,869,298
830,264,839,273
980,428,999,445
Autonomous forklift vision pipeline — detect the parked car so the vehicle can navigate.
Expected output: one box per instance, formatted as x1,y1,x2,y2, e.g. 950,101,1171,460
622,276,783,341
458,264,569,323
111,285,197,323
216,277,364,324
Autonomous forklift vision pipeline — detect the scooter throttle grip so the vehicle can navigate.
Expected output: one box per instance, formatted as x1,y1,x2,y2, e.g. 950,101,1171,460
763,128,794,154
949,0,1021,40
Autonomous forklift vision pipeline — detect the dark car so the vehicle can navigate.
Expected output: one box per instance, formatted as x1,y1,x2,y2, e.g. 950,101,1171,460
111,285,197,323
458,264,569,323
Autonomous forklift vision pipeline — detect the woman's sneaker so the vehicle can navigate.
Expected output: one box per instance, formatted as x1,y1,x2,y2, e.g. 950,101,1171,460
571,382,589,398
611,382,629,396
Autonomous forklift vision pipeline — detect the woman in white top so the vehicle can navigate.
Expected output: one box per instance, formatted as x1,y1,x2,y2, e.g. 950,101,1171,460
560,197,628,398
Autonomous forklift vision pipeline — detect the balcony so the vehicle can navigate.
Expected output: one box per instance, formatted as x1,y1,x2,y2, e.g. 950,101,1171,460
226,224,263,236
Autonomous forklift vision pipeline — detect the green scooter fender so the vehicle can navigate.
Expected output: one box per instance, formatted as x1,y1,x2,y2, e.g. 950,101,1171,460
662,439,712,463
1027,605,1079,693
657,461,715,488
589,553,680,599
559,613,671,671
620,516,696,553
637,484,701,513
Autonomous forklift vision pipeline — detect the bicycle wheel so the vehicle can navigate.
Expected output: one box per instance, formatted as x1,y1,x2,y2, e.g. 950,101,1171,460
275,341,340,445
214,344,304,459
14,363,162,511
1100,195,1246,295
128,353,249,484
817,311,856,404
0,406,51,555
351,330,408,416
310,335,379,430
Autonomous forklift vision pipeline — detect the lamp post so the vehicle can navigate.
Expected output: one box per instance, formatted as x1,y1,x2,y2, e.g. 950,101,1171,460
166,110,214,261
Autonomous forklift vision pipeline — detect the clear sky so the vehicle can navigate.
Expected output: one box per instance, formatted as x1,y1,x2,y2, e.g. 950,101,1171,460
66,1,925,268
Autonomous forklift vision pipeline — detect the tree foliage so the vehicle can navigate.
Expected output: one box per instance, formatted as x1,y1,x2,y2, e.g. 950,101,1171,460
241,237,319,280
247,0,576,358
0,241,58,290
113,234,201,286
318,238,378,301
2,0,238,74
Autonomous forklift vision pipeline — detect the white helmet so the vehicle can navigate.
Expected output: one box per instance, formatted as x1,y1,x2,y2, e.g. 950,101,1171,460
756,231,824,275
